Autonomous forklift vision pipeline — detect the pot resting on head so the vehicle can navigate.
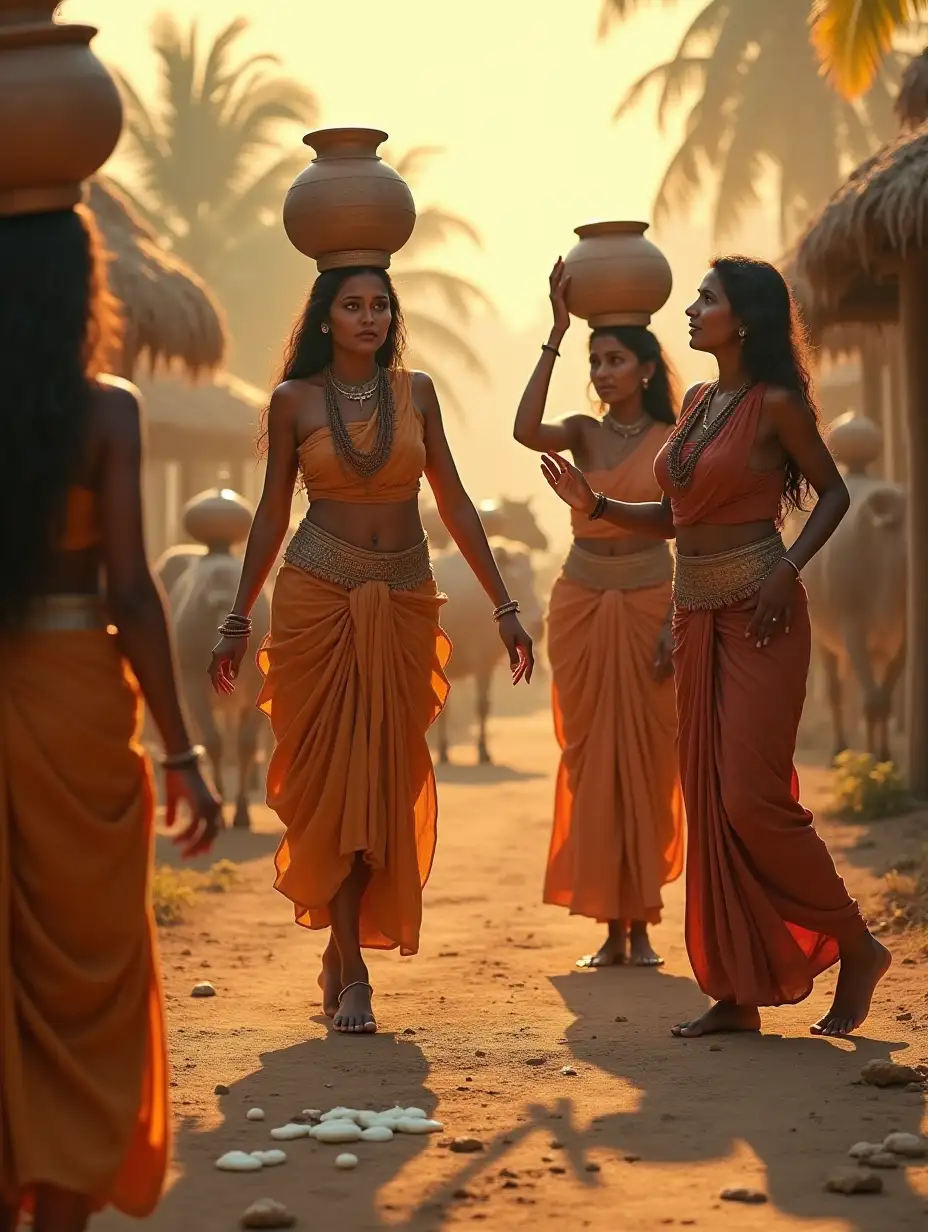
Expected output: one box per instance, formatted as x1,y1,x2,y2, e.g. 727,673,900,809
562,221,672,327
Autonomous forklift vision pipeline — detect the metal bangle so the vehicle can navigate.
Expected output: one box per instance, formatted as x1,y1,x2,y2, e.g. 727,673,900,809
782,556,801,579
217,623,251,638
493,600,520,622
541,343,560,358
588,492,608,521
162,745,205,771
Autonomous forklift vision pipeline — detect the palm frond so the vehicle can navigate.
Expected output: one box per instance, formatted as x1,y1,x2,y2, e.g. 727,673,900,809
387,145,444,181
391,268,492,319
810,0,927,98
597,0,685,39
614,57,706,129
402,311,486,377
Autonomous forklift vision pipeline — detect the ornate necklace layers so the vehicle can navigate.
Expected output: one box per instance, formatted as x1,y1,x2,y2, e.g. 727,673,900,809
664,381,753,488
605,414,651,439
323,365,395,478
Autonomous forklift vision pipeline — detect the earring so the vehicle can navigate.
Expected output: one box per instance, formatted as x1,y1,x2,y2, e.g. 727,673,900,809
642,377,650,390
738,327,746,339
321,323,330,334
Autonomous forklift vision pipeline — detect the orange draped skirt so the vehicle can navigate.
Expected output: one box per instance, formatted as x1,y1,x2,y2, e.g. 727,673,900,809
0,628,168,1218
674,587,865,1007
257,564,451,955
544,576,684,924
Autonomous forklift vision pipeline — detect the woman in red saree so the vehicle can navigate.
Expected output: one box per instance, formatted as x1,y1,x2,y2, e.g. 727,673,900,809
541,256,890,1038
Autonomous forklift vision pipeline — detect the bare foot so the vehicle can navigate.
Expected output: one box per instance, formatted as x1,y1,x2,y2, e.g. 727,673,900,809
577,925,626,969
317,937,340,1019
671,1001,761,1038
629,922,664,967
810,934,892,1037
333,981,376,1034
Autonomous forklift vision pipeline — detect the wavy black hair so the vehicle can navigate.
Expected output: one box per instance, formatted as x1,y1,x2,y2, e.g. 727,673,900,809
590,324,679,425
259,266,406,455
0,206,121,630
712,255,817,515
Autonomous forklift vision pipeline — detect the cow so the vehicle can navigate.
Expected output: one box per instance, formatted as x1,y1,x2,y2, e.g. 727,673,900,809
156,549,271,829
803,422,906,762
422,495,550,555
432,537,545,764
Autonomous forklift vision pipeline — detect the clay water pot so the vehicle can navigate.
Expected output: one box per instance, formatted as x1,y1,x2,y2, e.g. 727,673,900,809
283,127,416,270
182,488,254,549
0,3,123,216
563,221,672,327
828,411,883,474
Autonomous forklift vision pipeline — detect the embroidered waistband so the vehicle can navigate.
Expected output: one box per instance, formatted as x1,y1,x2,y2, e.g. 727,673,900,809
562,541,673,593
672,533,785,611
283,518,432,591
22,594,107,631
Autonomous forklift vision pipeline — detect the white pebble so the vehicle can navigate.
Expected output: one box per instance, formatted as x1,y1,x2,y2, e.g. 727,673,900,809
883,1132,927,1158
403,1106,427,1119
321,1107,360,1123
246,1108,266,1122
360,1125,394,1142
270,1123,313,1141
250,1149,287,1167
311,1120,363,1144
848,1142,883,1159
357,1111,380,1130
396,1117,443,1135
302,1108,322,1119
335,1153,359,1170
216,1150,263,1172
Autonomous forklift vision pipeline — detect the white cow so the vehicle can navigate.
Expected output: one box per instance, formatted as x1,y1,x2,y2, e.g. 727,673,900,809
432,537,545,764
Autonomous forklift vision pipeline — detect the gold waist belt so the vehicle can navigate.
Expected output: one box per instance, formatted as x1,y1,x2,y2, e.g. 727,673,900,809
23,594,107,631
562,542,673,593
673,533,785,611
284,519,432,591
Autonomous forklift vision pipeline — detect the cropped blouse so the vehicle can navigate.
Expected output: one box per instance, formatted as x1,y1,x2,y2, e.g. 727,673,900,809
654,383,783,526
571,422,673,540
297,369,426,503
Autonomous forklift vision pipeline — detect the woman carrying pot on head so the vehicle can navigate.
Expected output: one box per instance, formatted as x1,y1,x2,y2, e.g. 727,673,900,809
209,265,534,1035
0,206,220,1231
542,256,890,1038
513,260,683,970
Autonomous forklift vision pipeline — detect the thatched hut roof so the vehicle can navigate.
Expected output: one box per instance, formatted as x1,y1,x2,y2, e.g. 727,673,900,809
779,250,887,356
897,47,928,129
795,123,928,319
86,177,227,378
134,369,263,459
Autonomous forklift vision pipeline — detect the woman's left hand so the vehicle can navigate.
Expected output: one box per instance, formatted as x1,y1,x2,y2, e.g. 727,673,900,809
653,622,674,681
747,560,797,647
497,612,535,685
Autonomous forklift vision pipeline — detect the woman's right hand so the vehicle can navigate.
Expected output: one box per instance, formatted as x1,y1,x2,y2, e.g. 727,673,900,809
541,452,596,514
164,765,222,859
208,635,249,696
549,258,571,338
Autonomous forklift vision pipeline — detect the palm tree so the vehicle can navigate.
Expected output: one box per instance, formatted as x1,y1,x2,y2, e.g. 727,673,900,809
810,0,928,97
111,14,317,280
599,0,901,246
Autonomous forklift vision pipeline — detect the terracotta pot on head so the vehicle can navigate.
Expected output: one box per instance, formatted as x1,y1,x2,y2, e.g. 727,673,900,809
0,1,123,217
182,487,255,551
562,221,672,327
283,127,416,270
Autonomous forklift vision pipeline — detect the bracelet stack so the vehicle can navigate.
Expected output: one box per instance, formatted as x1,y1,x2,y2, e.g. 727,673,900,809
588,492,608,521
493,600,520,622
218,612,252,638
162,745,205,771
541,342,561,358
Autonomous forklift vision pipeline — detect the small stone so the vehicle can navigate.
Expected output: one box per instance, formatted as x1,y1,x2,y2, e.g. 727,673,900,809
360,1125,394,1142
403,1028,416,1035
450,1136,484,1154
311,1121,363,1144
625,1153,641,1163
525,1057,546,1067
848,1142,883,1160
240,1198,295,1229
614,1016,628,1023
867,1153,900,1169
860,1059,922,1088
302,1109,322,1120
476,1049,487,1058
191,982,216,998
216,1150,263,1172
897,1012,913,1022
214,1084,230,1096
250,1150,287,1167
720,1186,767,1205
709,1045,722,1052
246,1108,265,1122
335,1152,358,1170
883,1132,927,1157
561,1067,578,1077
585,1162,601,1173
824,1167,883,1195
549,1166,567,1175
452,1188,472,1200
270,1124,313,1141
905,1082,926,1093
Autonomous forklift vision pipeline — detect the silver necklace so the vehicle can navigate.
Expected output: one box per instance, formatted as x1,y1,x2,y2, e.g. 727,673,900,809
605,414,650,439
327,367,380,413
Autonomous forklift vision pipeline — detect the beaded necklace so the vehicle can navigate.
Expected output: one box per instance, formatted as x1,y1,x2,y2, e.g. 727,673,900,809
664,381,753,488
323,365,395,478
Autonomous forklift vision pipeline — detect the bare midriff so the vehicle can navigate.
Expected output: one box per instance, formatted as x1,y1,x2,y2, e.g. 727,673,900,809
573,531,660,558
674,518,778,558
304,496,426,553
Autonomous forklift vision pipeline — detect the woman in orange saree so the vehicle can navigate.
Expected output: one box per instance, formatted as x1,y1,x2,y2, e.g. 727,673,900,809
209,265,535,1035
541,256,889,1039
0,208,219,1232
514,260,683,967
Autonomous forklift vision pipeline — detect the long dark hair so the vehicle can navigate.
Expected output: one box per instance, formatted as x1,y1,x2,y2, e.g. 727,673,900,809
711,255,816,514
590,325,678,425
259,266,407,455
0,206,121,630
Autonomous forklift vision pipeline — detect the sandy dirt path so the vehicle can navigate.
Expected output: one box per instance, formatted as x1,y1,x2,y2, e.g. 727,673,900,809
98,709,928,1232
